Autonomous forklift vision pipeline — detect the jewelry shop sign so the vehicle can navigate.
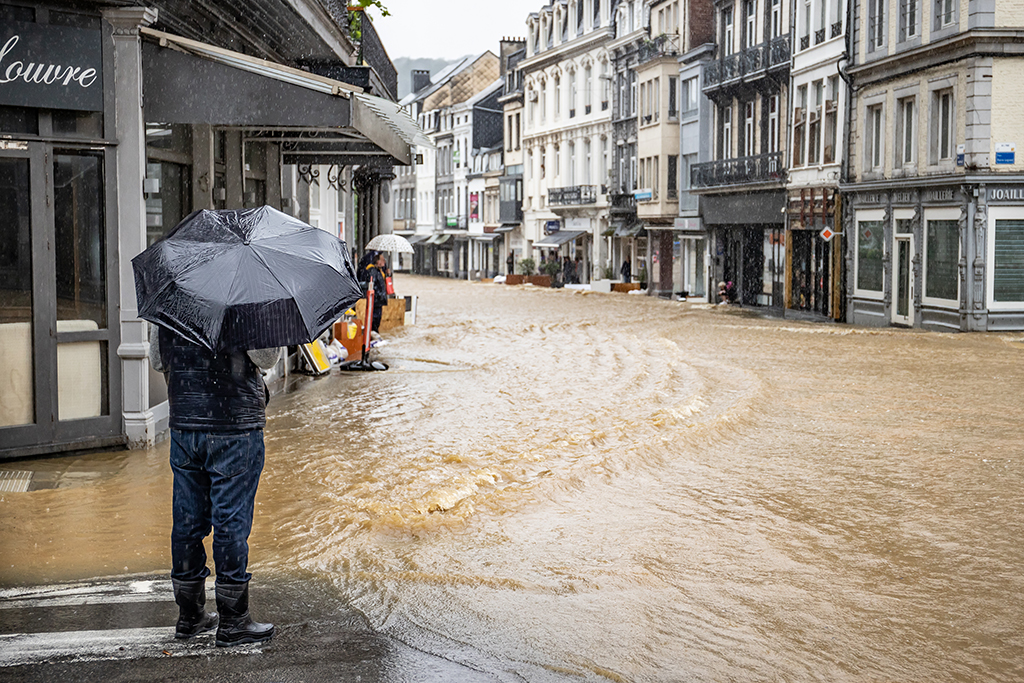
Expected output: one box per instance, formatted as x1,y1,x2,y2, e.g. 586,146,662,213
0,21,103,111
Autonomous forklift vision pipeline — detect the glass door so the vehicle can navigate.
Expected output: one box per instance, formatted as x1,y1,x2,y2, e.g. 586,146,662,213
0,141,120,455
893,236,914,326
0,144,52,448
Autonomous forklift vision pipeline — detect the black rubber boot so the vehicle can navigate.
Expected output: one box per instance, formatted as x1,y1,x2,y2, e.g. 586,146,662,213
171,578,218,639
215,581,274,647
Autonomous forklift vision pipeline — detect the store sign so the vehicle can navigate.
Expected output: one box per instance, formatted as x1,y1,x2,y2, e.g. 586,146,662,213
988,187,1024,202
956,144,965,167
634,188,653,201
673,217,701,231
0,21,103,111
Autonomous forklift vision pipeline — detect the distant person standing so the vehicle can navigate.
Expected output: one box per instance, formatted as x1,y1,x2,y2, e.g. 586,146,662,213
365,251,389,334
620,257,632,283
506,251,515,275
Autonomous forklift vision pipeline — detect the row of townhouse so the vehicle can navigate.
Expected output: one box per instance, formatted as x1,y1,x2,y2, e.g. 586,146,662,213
399,0,1024,331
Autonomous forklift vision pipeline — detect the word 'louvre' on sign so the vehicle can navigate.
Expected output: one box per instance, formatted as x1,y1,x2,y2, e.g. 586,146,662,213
0,21,103,112
0,36,98,88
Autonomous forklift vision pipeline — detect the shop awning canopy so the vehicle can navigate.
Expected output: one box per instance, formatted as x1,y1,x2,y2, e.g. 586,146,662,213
405,234,429,245
425,233,452,245
533,230,587,248
494,224,518,233
613,219,647,238
471,232,502,241
140,28,428,166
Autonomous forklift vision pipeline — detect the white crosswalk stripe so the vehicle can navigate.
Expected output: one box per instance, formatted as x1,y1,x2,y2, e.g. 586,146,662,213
0,578,264,667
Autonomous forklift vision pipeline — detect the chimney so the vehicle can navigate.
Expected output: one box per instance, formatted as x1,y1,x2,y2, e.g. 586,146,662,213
412,69,431,93
499,37,526,78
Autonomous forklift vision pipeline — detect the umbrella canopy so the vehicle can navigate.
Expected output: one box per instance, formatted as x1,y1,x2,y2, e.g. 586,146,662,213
133,206,363,352
365,233,414,254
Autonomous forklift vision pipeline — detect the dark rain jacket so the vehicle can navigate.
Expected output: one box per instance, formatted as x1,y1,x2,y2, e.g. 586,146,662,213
366,264,388,311
158,327,266,432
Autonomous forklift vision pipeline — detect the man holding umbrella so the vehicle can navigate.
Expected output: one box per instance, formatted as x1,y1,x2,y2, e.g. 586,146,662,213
149,326,278,647
134,207,364,646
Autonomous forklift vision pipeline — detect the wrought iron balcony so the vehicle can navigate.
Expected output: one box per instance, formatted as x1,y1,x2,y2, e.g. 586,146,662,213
548,185,598,206
814,28,826,45
638,33,681,66
704,35,790,93
609,192,637,214
799,35,810,51
769,35,791,66
831,21,843,38
690,152,786,189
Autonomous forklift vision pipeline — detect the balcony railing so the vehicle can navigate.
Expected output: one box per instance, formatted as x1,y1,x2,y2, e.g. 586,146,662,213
548,185,598,206
814,28,826,44
690,151,786,189
638,33,681,65
769,35,791,66
610,193,637,211
831,21,843,38
799,35,810,51
704,35,790,91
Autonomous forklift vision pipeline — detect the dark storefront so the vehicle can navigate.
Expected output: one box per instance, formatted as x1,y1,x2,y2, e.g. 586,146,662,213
705,191,785,309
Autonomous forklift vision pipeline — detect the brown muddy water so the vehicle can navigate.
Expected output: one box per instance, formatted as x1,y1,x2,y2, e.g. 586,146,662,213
2,275,1024,681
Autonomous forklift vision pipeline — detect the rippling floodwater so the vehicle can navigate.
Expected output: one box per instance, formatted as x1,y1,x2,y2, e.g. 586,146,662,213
3,275,1024,681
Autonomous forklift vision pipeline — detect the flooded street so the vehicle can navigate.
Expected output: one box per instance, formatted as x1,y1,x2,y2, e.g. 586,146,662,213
3,275,1024,681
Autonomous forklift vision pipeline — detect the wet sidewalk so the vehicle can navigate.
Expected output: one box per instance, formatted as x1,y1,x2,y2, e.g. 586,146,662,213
0,574,497,682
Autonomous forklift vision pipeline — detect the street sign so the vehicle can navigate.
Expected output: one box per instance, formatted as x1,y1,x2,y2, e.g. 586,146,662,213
820,226,840,242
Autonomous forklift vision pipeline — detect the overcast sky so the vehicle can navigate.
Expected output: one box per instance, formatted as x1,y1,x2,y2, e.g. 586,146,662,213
371,0,543,60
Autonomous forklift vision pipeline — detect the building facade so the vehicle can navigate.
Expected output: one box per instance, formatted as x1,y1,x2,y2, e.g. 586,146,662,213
412,52,501,277
0,1,417,459
843,0,1024,330
785,0,848,320
637,0,714,298
522,0,616,282
693,0,792,308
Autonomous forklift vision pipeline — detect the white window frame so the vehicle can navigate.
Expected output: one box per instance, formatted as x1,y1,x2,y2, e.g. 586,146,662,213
854,208,886,299
928,79,956,167
722,104,733,159
745,0,757,48
744,100,756,156
986,206,1024,310
768,94,779,152
723,6,734,55
865,100,885,173
922,207,961,307
896,96,916,168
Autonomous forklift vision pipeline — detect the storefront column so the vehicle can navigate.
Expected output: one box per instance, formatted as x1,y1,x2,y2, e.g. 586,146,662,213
103,6,159,448
192,124,214,210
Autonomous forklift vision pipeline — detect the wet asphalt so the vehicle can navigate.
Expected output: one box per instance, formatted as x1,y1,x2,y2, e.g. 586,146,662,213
0,573,497,682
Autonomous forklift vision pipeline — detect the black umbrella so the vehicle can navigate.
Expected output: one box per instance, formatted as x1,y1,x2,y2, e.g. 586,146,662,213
132,206,363,352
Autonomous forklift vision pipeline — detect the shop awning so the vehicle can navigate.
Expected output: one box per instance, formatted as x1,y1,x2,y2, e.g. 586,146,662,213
494,224,518,233
140,28,427,166
471,232,502,241
406,234,429,245
425,233,452,245
534,230,587,248
613,219,647,238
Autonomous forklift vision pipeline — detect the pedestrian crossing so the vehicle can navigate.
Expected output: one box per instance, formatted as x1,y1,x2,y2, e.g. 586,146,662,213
0,577,263,668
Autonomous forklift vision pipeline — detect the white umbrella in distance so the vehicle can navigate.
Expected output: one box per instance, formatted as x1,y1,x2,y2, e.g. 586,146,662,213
366,233,414,254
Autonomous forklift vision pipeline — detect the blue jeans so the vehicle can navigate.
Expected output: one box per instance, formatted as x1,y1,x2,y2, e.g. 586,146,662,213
169,429,265,584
